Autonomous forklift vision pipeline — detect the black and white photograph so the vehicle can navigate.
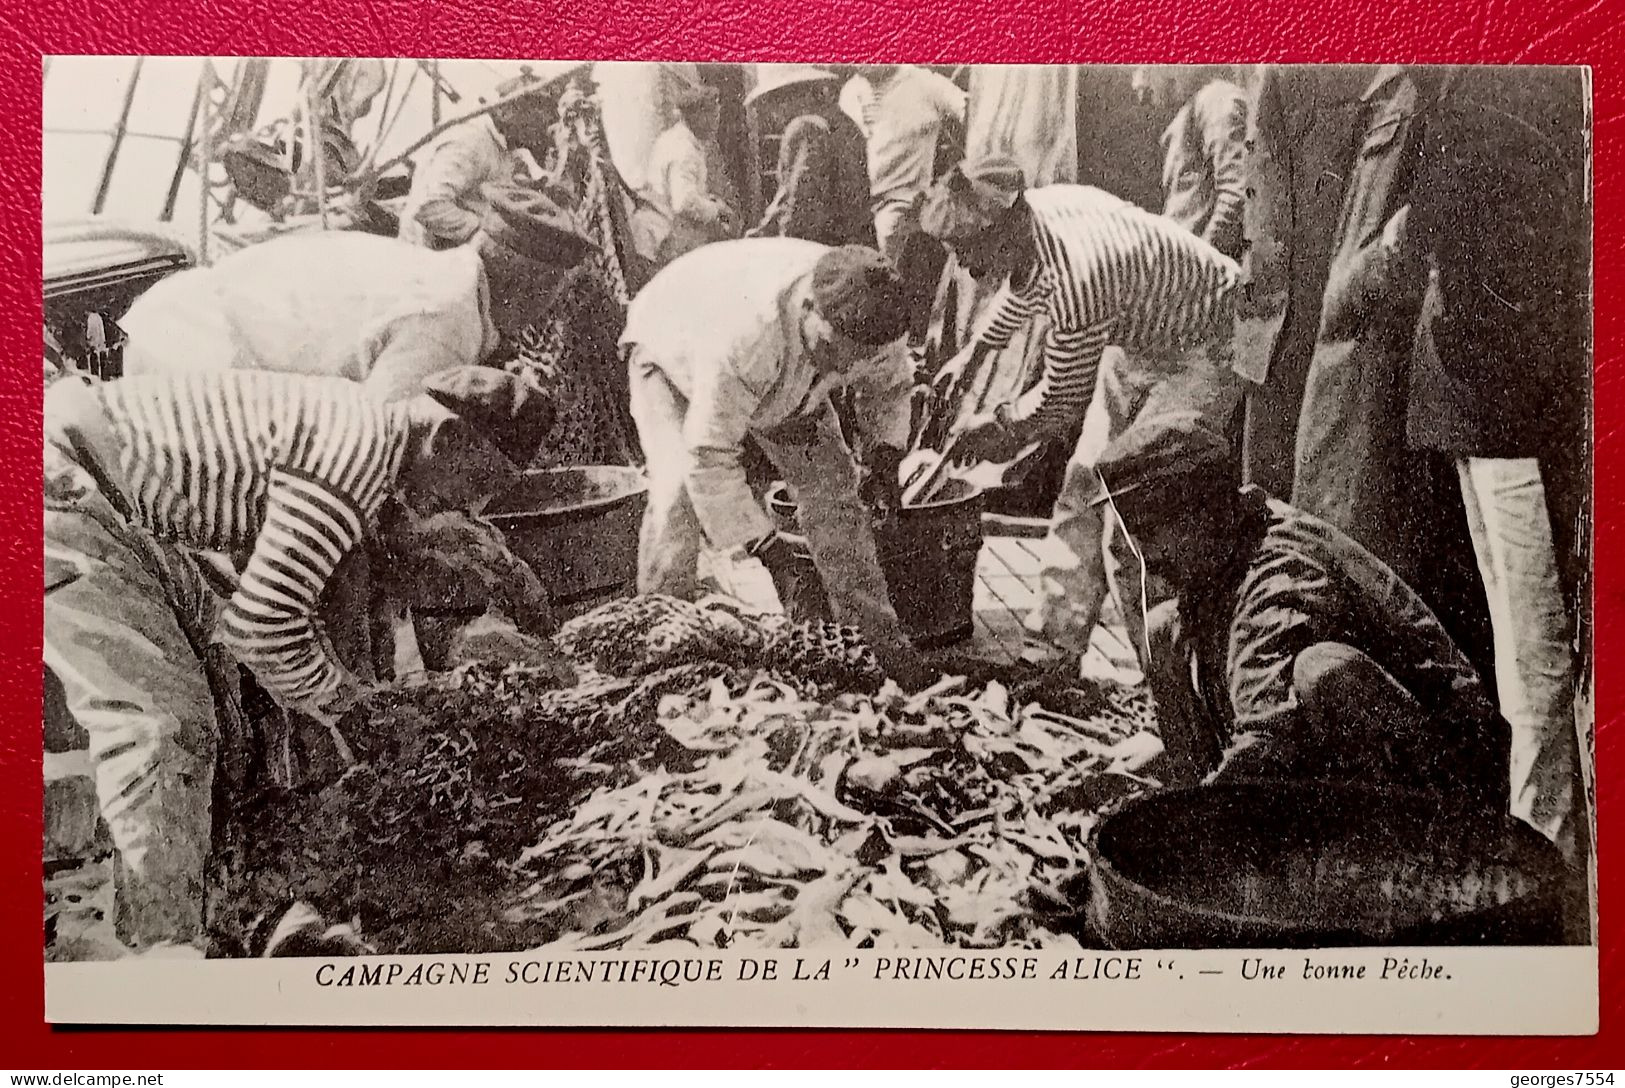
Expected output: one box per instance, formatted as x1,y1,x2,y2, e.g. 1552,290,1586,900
39,57,1595,1026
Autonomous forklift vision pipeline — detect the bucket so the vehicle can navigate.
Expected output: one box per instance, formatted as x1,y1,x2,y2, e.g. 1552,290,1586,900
485,466,649,622
1085,782,1580,948
764,479,984,648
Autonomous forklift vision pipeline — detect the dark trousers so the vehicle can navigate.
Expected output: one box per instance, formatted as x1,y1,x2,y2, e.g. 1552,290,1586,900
1147,603,1508,808
1241,366,1309,501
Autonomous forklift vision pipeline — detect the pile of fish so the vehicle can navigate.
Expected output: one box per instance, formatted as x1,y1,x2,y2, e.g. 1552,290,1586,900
509,672,1161,951
210,595,1162,956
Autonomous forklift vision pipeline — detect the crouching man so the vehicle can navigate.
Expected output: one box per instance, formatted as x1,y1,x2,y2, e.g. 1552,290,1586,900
1090,411,1509,810
621,239,927,686
43,366,553,956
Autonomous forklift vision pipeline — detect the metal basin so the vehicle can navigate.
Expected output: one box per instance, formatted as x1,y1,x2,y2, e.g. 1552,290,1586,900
1087,782,1580,948
764,479,984,648
485,467,648,619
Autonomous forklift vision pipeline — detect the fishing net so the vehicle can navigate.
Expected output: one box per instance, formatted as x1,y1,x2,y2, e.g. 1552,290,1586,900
211,594,1160,956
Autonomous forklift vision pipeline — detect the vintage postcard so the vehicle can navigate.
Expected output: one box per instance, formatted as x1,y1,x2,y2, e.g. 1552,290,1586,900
40,57,1596,1031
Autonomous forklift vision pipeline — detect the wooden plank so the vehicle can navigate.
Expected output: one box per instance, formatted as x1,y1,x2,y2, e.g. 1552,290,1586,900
993,538,1045,577
1025,534,1075,567
1012,535,1050,569
988,576,1037,610
971,580,1000,609
979,539,1025,581
974,569,1019,616
971,611,1023,663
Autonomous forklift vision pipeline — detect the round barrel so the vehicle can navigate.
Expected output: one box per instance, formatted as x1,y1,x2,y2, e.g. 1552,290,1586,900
485,467,649,622
764,479,984,648
1086,782,1579,948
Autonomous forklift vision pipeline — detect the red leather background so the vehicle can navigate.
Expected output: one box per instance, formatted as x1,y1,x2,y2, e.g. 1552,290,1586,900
2,0,1621,1068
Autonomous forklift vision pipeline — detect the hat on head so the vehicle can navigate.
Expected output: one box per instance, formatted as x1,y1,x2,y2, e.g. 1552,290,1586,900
669,81,720,114
1089,410,1236,518
919,156,1028,243
480,187,593,268
495,67,546,99
808,245,909,346
744,64,839,108
422,366,555,465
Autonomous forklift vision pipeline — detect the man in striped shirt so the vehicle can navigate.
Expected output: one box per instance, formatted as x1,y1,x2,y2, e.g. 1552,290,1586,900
1131,65,1249,260
120,189,589,688
919,157,1243,659
43,366,552,955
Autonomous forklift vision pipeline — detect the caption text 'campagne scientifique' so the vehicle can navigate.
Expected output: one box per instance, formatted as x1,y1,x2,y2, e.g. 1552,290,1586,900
313,953,1455,989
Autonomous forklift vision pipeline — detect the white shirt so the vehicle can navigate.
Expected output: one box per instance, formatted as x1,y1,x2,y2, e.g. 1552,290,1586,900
643,119,715,221
840,67,967,208
621,238,913,551
398,115,517,248
121,231,501,404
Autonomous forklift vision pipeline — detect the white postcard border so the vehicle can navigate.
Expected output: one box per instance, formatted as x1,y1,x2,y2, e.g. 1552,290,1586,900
46,946,1598,1034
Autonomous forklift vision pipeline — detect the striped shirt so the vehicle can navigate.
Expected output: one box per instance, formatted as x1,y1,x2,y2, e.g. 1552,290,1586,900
1161,80,1249,251
97,372,412,714
972,185,1241,434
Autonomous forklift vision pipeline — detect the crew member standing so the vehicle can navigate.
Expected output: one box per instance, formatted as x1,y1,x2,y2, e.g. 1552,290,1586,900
1233,64,1372,499
1291,66,1435,581
640,83,738,266
840,65,966,260
1406,65,1591,862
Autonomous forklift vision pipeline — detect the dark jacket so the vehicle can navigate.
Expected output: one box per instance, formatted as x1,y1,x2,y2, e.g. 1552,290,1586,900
1405,65,1589,462
1232,65,1373,386
755,105,876,249
1292,66,1431,578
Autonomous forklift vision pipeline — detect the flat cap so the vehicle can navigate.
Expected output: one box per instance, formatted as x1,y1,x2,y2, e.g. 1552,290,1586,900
422,366,555,466
669,81,720,112
919,156,1027,243
809,245,909,346
1090,410,1236,514
481,186,594,268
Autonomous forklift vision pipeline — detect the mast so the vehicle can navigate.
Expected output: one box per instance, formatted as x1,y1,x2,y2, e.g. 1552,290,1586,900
91,57,146,215
197,60,212,264
161,71,206,222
